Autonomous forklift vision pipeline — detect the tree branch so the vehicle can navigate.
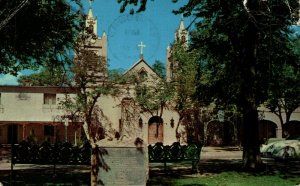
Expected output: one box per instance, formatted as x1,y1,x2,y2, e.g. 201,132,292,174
0,0,29,32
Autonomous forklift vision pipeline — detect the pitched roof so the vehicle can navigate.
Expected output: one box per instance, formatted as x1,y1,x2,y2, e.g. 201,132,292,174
123,57,161,79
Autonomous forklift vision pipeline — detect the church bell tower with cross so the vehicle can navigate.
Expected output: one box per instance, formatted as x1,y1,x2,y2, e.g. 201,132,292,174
77,0,108,83
166,16,189,82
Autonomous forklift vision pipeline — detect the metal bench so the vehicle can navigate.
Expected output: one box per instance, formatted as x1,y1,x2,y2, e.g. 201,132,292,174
11,140,91,174
148,142,202,172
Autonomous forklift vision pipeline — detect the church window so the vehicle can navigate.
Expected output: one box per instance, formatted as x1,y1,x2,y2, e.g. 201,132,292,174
181,35,186,43
139,70,148,79
87,24,94,34
44,94,56,105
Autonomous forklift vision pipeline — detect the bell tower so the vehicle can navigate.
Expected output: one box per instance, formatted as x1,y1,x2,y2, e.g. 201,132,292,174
166,16,189,82
86,0,98,37
75,0,108,83
175,15,189,48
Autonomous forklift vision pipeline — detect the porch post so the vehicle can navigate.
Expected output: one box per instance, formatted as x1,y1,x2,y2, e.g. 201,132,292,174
74,130,77,146
22,124,25,140
64,118,69,142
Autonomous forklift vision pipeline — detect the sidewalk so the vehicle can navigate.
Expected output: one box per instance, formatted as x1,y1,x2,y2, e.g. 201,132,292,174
148,146,243,173
201,146,243,160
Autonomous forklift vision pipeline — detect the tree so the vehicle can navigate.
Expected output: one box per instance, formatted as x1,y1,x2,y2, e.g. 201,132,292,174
59,47,116,185
135,75,174,116
118,0,300,170
191,0,299,169
265,37,300,136
170,42,202,144
17,64,71,86
118,0,147,14
129,70,175,144
131,60,169,120
152,60,166,79
17,31,113,185
0,0,28,31
57,26,139,184
0,0,84,75
134,42,201,144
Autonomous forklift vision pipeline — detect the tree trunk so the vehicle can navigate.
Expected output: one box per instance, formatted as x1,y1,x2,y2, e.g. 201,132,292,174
241,0,263,170
91,143,99,186
242,106,262,170
90,140,103,186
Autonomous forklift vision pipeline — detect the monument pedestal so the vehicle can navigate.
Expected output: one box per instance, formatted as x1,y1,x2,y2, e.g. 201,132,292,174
98,146,148,186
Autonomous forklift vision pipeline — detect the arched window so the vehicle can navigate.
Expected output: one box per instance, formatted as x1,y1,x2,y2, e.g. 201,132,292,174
181,35,186,43
139,69,148,80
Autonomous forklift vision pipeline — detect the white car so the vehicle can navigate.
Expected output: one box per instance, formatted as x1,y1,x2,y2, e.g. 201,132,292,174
260,137,300,160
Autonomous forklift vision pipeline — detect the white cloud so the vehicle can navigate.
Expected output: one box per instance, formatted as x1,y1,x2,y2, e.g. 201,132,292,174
0,73,23,85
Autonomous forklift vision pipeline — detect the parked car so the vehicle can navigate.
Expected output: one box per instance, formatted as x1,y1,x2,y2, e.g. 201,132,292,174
260,136,300,160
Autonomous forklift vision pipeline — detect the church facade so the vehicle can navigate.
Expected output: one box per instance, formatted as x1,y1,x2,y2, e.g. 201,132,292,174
0,5,299,146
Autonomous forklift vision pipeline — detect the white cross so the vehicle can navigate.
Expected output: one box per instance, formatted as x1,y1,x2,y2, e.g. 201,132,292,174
138,41,146,55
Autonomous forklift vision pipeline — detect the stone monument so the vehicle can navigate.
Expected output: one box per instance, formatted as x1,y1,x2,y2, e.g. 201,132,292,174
97,114,148,186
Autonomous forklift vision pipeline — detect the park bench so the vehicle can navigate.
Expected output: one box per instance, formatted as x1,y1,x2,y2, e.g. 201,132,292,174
148,142,202,172
11,140,91,174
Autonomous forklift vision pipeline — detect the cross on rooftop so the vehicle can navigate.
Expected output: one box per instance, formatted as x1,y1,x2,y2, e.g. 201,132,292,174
138,41,146,55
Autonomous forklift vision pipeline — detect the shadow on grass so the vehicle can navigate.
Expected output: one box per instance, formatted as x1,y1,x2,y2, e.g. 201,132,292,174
147,159,300,186
257,159,300,179
0,167,90,186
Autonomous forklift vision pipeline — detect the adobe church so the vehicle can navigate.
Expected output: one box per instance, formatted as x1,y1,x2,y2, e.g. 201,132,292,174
0,4,184,146
0,4,299,146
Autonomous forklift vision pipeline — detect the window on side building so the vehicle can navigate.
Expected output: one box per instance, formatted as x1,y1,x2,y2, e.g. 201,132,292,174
44,94,56,105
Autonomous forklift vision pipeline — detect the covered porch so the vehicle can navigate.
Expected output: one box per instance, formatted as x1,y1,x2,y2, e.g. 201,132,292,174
0,121,83,145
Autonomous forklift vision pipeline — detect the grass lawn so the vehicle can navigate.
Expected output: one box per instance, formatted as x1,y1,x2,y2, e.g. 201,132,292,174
148,159,300,186
149,171,300,186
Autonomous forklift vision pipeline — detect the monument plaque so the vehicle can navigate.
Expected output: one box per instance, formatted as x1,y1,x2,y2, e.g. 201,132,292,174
99,146,148,186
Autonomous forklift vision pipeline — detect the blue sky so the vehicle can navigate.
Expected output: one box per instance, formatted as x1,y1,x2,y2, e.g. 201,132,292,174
86,0,190,69
0,0,191,85
1,1,299,86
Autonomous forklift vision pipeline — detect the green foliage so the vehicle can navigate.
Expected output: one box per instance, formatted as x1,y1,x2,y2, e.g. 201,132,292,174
59,44,124,141
190,0,300,109
17,64,72,86
107,68,139,85
108,68,125,80
117,0,147,14
0,0,84,75
172,43,199,111
135,76,175,115
152,60,166,79
265,37,300,124
181,0,300,168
